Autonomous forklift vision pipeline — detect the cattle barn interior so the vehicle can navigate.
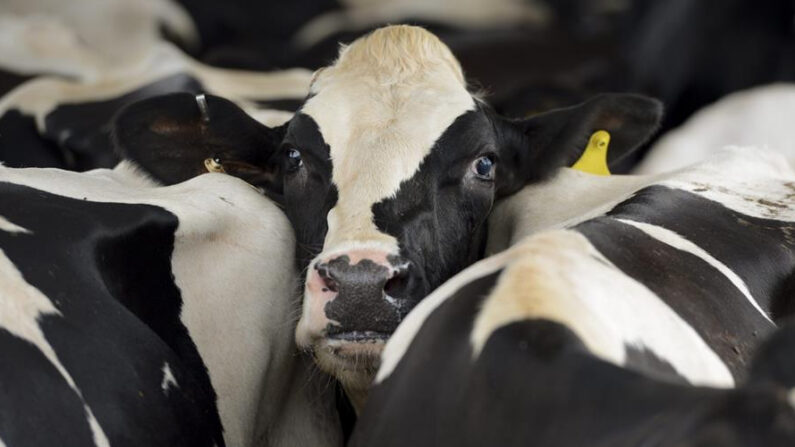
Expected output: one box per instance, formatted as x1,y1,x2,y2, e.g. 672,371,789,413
1,1,794,446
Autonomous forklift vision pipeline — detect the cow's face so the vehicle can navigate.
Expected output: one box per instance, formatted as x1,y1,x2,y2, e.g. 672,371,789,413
113,25,661,395
284,32,495,385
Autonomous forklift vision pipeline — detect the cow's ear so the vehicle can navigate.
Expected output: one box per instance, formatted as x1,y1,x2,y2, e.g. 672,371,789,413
495,93,662,196
112,92,286,197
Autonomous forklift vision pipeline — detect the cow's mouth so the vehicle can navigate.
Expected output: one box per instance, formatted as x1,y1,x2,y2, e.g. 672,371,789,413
317,330,390,375
327,330,390,343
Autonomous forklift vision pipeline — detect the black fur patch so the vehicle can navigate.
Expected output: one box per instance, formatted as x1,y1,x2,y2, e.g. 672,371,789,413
0,110,66,168
45,73,203,170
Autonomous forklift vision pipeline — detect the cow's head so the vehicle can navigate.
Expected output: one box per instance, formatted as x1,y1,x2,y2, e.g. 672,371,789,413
113,25,661,397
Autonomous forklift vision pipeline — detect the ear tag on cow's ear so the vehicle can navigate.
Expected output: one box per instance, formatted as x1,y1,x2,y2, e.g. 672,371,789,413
571,130,611,176
204,157,225,173
195,93,210,123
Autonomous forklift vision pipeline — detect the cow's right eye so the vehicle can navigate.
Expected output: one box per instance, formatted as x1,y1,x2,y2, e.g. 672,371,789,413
471,155,495,181
286,148,303,172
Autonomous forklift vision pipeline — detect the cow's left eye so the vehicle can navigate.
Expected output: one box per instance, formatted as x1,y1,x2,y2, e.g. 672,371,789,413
286,148,303,172
471,155,495,180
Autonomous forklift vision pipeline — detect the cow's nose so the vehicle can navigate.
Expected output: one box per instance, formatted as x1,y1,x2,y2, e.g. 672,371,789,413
306,250,414,336
315,254,411,298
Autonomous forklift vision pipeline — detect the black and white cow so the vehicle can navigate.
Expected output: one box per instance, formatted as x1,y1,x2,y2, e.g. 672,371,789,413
350,147,795,446
0,40,310,171
0,163,341,446
485,146,795,382
111,25,663,409
0,0,198,86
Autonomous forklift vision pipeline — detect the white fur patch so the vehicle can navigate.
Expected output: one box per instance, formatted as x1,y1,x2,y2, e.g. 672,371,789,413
486,168,652,254
488,146,795,253
789,388,795,410
0,250,111,447
0,216,31,234
470,230,734,388
160,362,178,393
616,218,772,322
0,0,197,80
636,84,795,174
660,147,795,222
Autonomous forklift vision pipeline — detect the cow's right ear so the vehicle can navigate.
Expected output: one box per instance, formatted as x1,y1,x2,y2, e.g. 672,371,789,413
113,93,286,196
494,93,662,197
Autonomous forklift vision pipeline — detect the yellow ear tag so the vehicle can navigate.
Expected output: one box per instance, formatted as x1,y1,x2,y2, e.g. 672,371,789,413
204,157,226,173
571,130,611,176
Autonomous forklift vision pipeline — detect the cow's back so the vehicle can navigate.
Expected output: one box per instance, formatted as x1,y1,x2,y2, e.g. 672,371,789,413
487,147,795,383
0,165,329,447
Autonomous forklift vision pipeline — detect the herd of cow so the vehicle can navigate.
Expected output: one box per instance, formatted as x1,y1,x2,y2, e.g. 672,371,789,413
2,1,795,446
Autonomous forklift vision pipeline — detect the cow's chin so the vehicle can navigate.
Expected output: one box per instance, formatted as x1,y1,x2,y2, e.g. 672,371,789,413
311,332,389,407
316,333,387,378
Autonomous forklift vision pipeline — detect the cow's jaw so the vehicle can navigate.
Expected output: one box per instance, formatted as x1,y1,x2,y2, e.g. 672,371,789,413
296,309,387,412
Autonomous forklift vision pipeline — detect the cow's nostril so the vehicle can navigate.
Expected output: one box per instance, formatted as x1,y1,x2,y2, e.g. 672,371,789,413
383,269,408,297
323,277,339,293
315,262,339,292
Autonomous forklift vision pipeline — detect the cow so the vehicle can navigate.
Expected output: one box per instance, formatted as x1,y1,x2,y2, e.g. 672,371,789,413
170,0,340,70
634,83,795,175
0,0,198,85
0,163,342,447
111,24,663,410
350,147,795,446
0,40,311,171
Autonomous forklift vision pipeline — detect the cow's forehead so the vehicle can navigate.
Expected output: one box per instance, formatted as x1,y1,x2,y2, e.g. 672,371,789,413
300,26,476,250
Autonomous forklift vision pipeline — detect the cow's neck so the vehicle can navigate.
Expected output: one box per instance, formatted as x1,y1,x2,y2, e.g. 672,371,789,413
486,168,654,254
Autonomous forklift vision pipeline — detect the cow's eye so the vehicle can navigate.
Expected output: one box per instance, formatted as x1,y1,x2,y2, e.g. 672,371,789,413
286,148,303,172
471,155,495,180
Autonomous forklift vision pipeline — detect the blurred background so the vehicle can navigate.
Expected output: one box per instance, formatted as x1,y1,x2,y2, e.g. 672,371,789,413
1,0,793,172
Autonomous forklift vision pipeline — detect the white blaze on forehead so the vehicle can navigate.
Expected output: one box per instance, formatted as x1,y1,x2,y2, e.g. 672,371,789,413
0,250,111,447
302,25,475,250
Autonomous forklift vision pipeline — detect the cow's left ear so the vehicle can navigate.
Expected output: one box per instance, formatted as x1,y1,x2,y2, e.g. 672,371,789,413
112,92,287,198
495,93,663,196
